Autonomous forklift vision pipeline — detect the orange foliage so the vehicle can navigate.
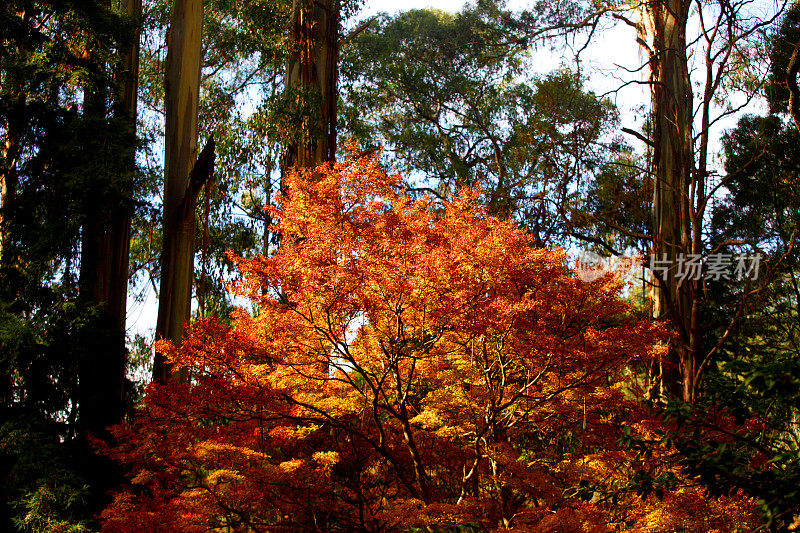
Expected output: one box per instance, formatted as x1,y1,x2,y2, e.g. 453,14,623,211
101,149,759,532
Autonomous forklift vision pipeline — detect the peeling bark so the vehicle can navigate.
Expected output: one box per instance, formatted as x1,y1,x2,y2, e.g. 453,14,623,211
638,0,695,402
282,0,339,171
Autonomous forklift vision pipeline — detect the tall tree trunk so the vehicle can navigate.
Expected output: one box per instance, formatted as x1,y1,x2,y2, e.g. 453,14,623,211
0,8,28,410
77,0,141,433
0,118,21,409
280,0,339,377
0,130,19,270
282,0,338,172
153,0,207,384
639,0,696,403
77,4,113,434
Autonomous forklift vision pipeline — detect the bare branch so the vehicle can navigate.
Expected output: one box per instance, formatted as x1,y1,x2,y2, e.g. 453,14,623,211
621,126,654,147
341,16,377,47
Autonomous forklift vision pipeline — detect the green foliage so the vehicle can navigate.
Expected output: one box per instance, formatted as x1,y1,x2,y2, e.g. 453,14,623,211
657,397,800,531
1,3,140,531
1,412,94,532
339,5,621,246
574,146,650,254
680,108,800,531
767,2,800,114
1,0,138,414
715,114,800,245
13,483,91,533
708,113,800,391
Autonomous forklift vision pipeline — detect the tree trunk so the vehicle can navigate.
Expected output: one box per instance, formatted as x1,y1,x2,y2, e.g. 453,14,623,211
0,119,20,409
77,3,114,435
639,0,696,403
281,0,339,376
153,0,207,383
282,0,338,172
77,0,141,433
0,130,19,270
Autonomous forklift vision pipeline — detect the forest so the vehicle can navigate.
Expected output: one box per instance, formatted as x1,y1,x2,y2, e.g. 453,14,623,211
2,0,800,531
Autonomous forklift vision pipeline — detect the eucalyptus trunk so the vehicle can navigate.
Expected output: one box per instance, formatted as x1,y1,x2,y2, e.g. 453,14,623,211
282,0,339,376
639,0,697,403
283,0,338,171
153,0,206,383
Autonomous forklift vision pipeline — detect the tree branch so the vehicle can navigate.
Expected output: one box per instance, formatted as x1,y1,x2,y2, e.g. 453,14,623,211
182,135,215,220
622,126,654,147
787,40,800,132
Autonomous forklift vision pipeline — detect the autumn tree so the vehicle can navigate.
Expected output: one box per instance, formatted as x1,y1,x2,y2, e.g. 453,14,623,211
99,150,764,532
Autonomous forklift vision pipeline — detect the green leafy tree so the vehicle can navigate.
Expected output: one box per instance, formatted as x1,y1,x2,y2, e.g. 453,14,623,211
339,7,620,247
678,110,800,530
1,0,142,530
